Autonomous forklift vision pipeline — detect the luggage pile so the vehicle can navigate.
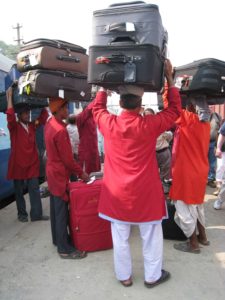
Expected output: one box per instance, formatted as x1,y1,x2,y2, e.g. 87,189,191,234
0,63,48,113
88,1,168,92
17,39,92,101
174,58,225,105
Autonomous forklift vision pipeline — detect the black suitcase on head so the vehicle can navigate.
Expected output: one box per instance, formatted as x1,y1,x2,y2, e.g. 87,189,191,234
88,44,165,91
0,89,48,113
88,1,167,91
18,70,92,101
174,58,225,99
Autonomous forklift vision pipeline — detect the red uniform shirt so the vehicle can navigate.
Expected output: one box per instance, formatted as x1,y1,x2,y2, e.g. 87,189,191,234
93,88,181,222
6,108,48,180
169,110,210,204
44,116,83,201
76,102,101,174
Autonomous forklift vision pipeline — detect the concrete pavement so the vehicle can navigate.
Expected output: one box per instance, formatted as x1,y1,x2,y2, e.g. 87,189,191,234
0,185,224,300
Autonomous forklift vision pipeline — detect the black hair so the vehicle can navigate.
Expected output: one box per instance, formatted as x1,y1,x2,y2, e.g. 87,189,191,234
144,108,155,115
120,94,142,109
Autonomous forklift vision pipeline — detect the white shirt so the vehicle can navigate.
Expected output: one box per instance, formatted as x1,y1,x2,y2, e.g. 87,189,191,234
66,124,79,155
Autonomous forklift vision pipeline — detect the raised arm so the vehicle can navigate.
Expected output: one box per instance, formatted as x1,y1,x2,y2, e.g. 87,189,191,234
6,87,17,130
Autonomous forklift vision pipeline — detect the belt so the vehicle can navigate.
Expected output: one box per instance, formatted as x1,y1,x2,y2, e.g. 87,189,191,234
156,147,169,154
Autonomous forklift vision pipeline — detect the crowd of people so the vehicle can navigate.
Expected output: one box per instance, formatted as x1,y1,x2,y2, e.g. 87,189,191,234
4,58,224,288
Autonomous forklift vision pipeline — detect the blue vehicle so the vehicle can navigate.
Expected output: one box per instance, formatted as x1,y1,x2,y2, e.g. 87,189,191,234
0,53,15,201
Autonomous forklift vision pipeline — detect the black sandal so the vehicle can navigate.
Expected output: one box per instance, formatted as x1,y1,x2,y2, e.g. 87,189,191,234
59,250,87,259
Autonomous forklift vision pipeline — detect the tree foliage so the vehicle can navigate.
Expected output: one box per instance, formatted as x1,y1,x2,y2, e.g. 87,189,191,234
0,41,19,60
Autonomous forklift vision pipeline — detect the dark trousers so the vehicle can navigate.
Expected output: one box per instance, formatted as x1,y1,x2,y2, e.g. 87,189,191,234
14,178,43,220
208,140,217,181
50,194,75,254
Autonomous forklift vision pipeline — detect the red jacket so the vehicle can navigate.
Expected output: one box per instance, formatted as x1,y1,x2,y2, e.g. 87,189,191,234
44,116,83,201
92,88,181,222
169,110,210,204
6,108,48,180
76,102,100,174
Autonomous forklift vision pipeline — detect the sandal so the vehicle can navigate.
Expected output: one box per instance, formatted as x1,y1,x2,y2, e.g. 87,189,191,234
119,277,133,287
144,270,170,288
59,250,87,259
174,242,200,254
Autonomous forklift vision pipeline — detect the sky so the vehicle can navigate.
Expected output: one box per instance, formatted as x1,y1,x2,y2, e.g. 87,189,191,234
0,0,225,68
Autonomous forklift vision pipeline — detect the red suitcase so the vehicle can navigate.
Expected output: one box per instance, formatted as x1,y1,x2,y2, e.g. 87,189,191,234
69,180,113,252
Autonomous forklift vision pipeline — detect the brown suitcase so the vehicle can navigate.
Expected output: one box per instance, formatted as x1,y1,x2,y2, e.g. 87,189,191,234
17,39,88,74
18,69,92,101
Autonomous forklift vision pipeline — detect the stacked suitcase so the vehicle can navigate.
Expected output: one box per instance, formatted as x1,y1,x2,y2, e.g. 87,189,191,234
0,63,48,113
17,39,92,101
88,1,167,92
174,58,225,105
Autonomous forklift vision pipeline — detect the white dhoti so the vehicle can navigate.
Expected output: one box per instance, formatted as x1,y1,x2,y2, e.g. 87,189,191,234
174,200,206,238
111,222,163,282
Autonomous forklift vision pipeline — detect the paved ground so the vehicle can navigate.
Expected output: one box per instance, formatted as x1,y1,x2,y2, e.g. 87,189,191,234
0,185,225,300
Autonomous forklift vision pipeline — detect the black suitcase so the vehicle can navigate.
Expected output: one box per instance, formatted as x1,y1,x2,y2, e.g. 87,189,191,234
17,39,88,74
0,89,48,113
179,94,225,106
174,58,225,98
88,44,165,91
92,1,167,52
18,69,92,101
162,201,187,241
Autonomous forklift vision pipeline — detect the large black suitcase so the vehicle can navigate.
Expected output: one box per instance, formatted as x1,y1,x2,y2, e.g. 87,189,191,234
17,39,88,74
88,44,164,91
174,58,225,98
92,1,167,51
18,69,92,101
88,1,167,91
0,89,48,113
162,201,187,241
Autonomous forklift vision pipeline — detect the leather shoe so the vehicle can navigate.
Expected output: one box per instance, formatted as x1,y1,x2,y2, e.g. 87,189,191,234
31,215,50,222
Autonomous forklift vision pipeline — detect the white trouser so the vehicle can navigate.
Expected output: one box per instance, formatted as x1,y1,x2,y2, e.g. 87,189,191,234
216,152,225,182
174,200,205,238
111,222,163,282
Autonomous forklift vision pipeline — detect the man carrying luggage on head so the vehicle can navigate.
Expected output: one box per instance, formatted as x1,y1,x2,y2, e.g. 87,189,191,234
6,87,49,223
92,59,181,287
44,97,89,259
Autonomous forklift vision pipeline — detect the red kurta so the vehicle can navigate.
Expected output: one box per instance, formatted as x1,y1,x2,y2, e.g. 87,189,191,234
6,108,48,180
76,102,101,174
44,116,83,201
92,88,181,222
169,110,210,204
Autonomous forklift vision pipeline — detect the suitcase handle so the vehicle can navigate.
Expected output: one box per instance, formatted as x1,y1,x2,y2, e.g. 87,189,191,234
109,1,145,7
95,54,141,64
106,22,135,32
56,55,80,63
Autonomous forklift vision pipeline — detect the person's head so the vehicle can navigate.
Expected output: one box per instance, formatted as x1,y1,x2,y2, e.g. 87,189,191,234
118,85,144,111
143,108,155,116
49,98,68,120
16,106,30,124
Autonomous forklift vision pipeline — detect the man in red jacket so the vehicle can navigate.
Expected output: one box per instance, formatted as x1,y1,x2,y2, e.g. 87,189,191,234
92,60,181,288
76,101,101,174
6,87,49,222
44,98,89,259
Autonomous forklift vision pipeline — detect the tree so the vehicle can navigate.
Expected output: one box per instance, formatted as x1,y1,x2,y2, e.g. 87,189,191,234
0,41,19,60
